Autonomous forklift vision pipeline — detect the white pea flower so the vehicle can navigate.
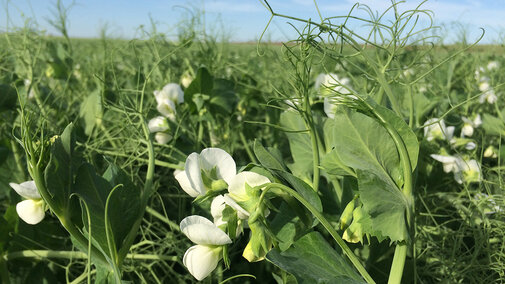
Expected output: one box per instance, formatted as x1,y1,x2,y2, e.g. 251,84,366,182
474,67,485,81
456,159,481,184
487,61,499,70
479,81,491,92
154,83,184,120
175,148,236,198
315,73,339,91
156,98,177,121
479,89,498,104
403,67,415,77
461,114,482,137
430,154,461,173
154,132,172,144
154,83,184,104
423,118,455,142
180,215,232,281
465,142,476,150
227,171,270,203
9,181,45,225
484,146,498,158
148,116,169,133
181,73,193,88
430,155,481,184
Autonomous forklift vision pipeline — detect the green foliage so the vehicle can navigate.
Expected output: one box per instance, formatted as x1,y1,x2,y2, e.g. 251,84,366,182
328,108,410,242
267,231,366,284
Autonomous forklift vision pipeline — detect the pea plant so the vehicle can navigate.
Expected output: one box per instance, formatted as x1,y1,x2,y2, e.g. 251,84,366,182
2,0,502,283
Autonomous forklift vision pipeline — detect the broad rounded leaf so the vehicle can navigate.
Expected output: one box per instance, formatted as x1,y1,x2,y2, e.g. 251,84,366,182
16,199,45,225
180,215,232,245
183,245,221,281
9,181,41,200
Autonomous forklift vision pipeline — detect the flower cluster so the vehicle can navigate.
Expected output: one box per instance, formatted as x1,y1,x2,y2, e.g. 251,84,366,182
9,181,46,225
475,61,499,104
175,148,272,281
148,83,184,144
423,117,482,184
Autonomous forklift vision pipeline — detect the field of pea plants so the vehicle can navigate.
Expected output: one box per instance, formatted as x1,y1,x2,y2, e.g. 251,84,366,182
1,1,505,283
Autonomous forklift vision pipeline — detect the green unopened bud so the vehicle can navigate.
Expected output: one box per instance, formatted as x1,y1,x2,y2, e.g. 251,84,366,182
343,205,365,244
211,179,228,191
244,218,272,262
340,196,358,230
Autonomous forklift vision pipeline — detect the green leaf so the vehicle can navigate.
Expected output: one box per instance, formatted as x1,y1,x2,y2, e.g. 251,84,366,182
185,66,213,112
102,164,142,257
482,113,505,136
267,231,366,284
253,140,287,171
357,170,408,242
74,163,112,254
329,108,409,241
79,90,103,136
280,111,312,177
0,84,17,112
209,78,238,113
44,123,80,214
269,203,300,251
367,98,419,171
277,172,322,213
331,108,402,185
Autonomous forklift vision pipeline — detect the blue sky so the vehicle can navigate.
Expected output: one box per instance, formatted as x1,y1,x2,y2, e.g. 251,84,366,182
1,0,504,44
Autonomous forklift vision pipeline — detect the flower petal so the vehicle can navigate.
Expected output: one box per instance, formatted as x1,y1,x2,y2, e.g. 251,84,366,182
148,116,169,133
185,153,206,196
183,245,221,281
199,148,236,184
154,132,172,144
210,195,226,220
16,199,45,225
175,170,200,197
223,194,250,219
228,171,270,201
161,83,184,104
9,181,41,200
323,97,336,119
156,99,177,119
180,215,232,245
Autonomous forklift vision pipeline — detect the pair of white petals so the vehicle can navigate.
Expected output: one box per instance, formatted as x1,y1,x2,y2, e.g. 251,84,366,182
147,116,172,144
423,118,455,142
175,148,236,197
154,83,184,121
430,154,481,184
9,181,45,225
461,115,482,138
180,215,232,281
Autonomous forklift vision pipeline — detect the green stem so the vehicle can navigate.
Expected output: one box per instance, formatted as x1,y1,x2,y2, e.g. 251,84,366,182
387,243,408,284
262,183,375,284
239,132,258,164
3,250,177,262
0,255,10,284
308,122,320,192
367,105,414,284
145,206,180,232
10,140,26,180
